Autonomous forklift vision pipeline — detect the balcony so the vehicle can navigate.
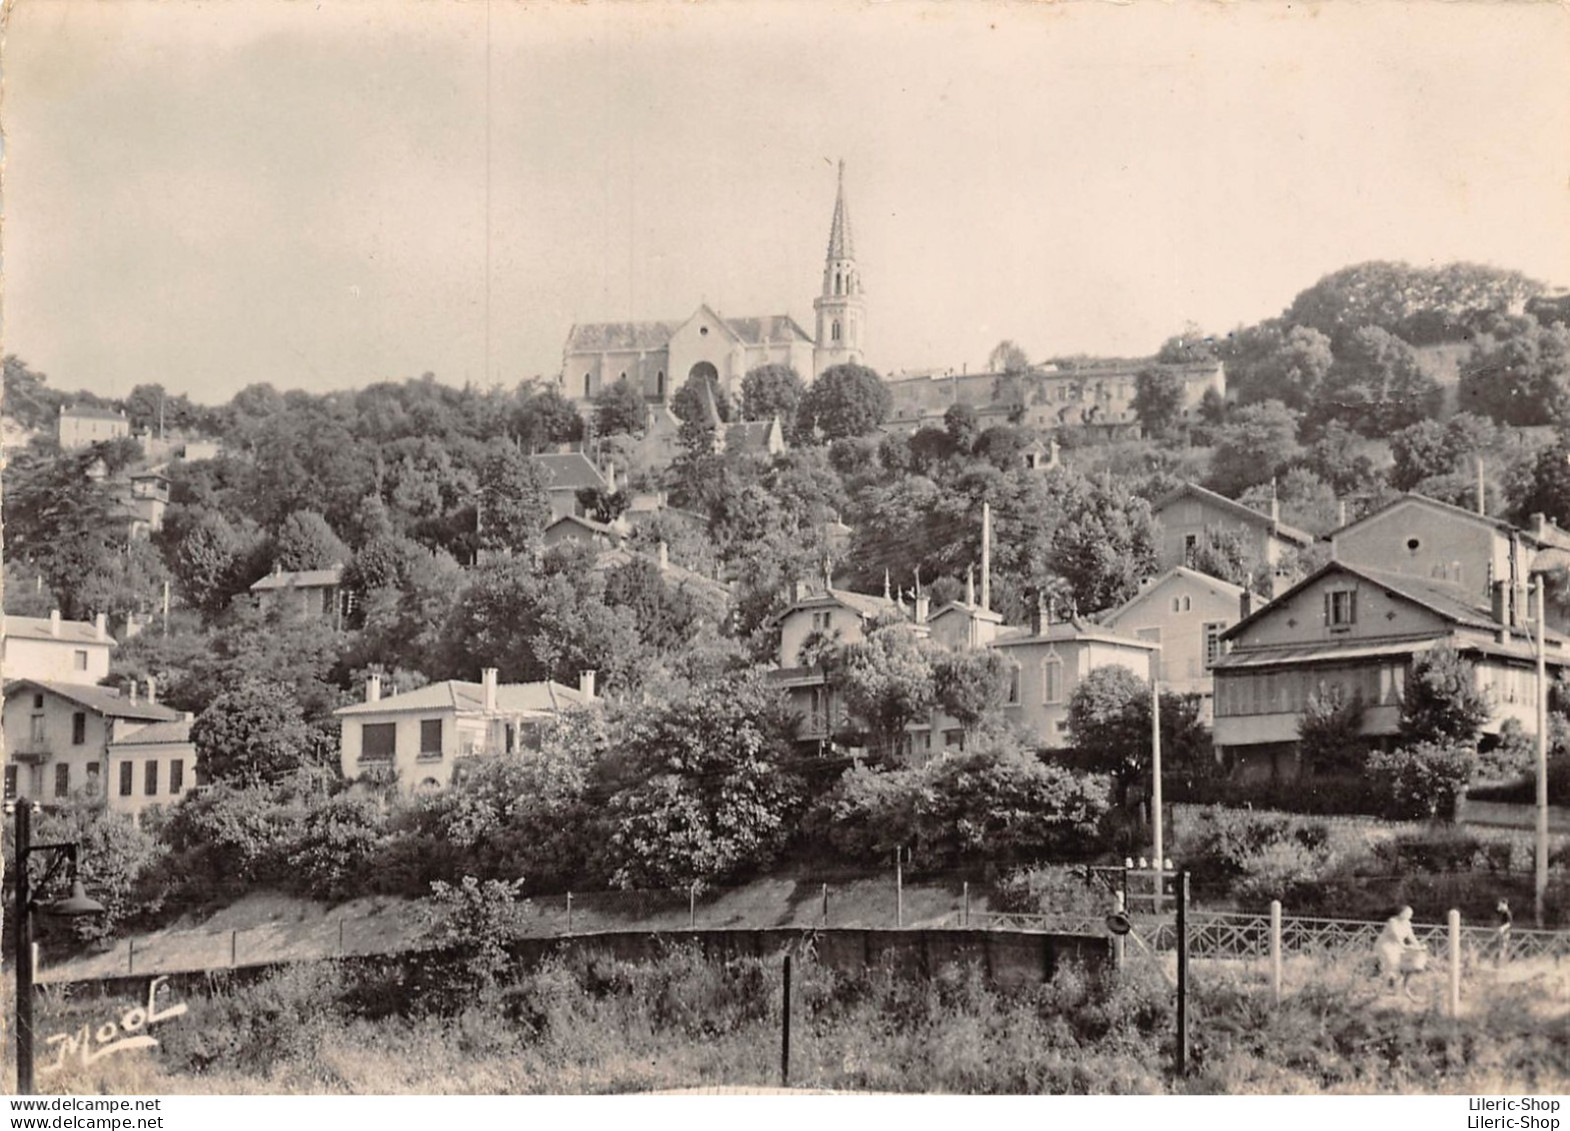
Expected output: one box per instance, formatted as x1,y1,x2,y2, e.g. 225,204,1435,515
11,743,51,765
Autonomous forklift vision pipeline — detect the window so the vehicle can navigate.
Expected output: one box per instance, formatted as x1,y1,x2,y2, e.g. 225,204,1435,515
504,723,516,754
1203,622,1226,668
33,693,44,709
812,610,832,631
944,729,965,750
419,718,443,757
145,761,159,797
1043,657,1064,704
86,764,100,792
73,650,89,671
361,722,396,762
169,759,184,794
71,712,87,746
1006,665,1022,705
119,761,134,797
583,374,592,399
1168,595,1191,613
55,764,70,798
4,766,17,801
1326,589,1357,629
832,320,841,343
29,715,45,745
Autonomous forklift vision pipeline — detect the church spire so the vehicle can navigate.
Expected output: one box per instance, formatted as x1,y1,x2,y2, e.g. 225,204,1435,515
813,159,866,379
826,160,854,261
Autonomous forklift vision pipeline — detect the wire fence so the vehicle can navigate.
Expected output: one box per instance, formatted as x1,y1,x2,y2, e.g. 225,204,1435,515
34,866,1570,985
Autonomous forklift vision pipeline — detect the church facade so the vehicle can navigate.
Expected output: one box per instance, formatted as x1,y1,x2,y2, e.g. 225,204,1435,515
560,163,866,409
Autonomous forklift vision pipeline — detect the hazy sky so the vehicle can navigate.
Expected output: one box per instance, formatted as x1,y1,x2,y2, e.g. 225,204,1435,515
5,0,1570,404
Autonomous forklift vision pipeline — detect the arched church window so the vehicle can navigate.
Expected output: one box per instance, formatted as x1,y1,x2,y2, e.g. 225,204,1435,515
584,374,592,399
835,272,843,296
832,320,841,342
656,371,666,398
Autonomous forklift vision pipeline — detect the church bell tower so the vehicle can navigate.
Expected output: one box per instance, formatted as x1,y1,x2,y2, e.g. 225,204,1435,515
813,160,866,379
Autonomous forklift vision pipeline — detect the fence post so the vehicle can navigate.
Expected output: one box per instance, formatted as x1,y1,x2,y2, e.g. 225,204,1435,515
963,881,970,928
821,883,829,927
566,892,573,935
1176,871,1190,1077
1270,900,1283,1007
230,929,237,968
689,882,697,931
780,954,792,1088
127,938,134,975
1448,910,1462,1019
895,848,903,929
338,918,346,956
1113,890,1126,971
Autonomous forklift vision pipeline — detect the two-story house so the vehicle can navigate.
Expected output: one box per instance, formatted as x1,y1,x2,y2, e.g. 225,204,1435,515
992,605,1159,749
1329,493,1570,633
1099,567,1254,721
1152,483,1315,593
335,670,593,793
105,717,201,819
771,584,905,746
2,612,114,686
3,679,179,805
1211,560,1570,782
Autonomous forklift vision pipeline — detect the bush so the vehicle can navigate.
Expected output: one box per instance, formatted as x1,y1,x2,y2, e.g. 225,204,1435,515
1177,806,1336,900
1367,739,1473,821
806,747,1114,869
284,793,388,902
992,866,1115,918
1371,829,1505,874
157,785,303,906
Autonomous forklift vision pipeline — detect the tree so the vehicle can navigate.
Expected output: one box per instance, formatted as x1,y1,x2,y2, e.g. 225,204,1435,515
1284,261,1541,348
271,511,350,571
190,680,315,788
1367,740,1473,821
1132,367,1185,442
671,370,732,426
596,672,807,887
1296,683,1367,775
1206,400,1301,498
1047,478,1160,613
1311,326,1443,437
594,376,646,437
988,340,1031,376
1223,324,1335,411
1399,645,1490,747
740,364,805,433
1063,665,1151,802
3,355,65,430
1303,421,1380,497
1185,525,1257,587
476,442,549,557
933,649,1010,738
1512,430,1570,529
837,621,937,761
1457,318,1570,427
796,363,890,441
1155,325,1219,365
512,387,584,450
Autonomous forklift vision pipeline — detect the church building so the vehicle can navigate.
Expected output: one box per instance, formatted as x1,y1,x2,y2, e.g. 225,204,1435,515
560,162,866,408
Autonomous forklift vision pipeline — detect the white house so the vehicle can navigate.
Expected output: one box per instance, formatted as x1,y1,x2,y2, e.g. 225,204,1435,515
106,717,200,819
335,670,593,793
3,679,178,805
2,612,115,686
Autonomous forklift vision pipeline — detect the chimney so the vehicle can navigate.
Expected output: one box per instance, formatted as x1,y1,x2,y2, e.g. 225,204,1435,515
1491,580,1509,627
605,462,618,494
146,676,157,705
95,612,108,641
1336,499,1348,529
1477,455,1487,516
1269,489,1280,526
128,681,138,705
657,541,669,572
366,673,382,703
1032,592,1049,636
915,592,930,625
482,667,498,713
49,609,61,638
981,501,992,612
1240,591,1254,620
966,566,976,607
1533,513,1548,542
579,670,597,700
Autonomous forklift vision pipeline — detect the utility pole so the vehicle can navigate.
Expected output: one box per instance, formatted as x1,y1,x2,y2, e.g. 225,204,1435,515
1151,648,1164,873
1535,577,1549,928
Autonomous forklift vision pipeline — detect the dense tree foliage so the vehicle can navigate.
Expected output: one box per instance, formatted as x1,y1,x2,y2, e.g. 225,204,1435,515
796,363,891,441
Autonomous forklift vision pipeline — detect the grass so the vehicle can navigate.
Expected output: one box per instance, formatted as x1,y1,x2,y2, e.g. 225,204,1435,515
26,941,1570,1096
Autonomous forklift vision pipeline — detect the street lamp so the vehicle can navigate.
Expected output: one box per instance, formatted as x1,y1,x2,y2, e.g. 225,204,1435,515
11,798,106,1095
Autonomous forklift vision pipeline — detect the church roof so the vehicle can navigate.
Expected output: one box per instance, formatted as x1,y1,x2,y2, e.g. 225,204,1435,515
827,160,854,260
565,320,680,353
725,315,813,345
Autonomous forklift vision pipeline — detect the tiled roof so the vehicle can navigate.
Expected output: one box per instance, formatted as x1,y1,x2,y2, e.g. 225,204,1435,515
546,514,618,537
1101,566,1249,625
6,679,179,722
110,719,194,747
592,546,730,599
565,321,680,353
724,316,813,345
3,616,112,647
725,419,780,452
1152,483,1315,547
61,405,126,422
335,679,587,717
991,621,1158,650
1334,492,1570,552
529,452,606,492
250,566,343,592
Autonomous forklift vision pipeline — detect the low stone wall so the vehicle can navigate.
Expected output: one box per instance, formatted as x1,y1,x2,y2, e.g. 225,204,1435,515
49,927,1110,1004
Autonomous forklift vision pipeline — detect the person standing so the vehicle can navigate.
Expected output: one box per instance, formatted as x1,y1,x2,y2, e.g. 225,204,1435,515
1494,899,1513,967
1375,906,1427,999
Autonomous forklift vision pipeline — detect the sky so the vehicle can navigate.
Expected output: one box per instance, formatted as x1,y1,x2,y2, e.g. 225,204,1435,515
5,0,1570,404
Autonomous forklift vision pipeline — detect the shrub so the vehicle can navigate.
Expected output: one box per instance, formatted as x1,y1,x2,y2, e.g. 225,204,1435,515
1177,806,1335,894
992,866,1115,918
1367,739,1473,821
284,793,388,902
1371,829,1495,874
1400,645,1490,746
417,876,533,1008
157,785,302,906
